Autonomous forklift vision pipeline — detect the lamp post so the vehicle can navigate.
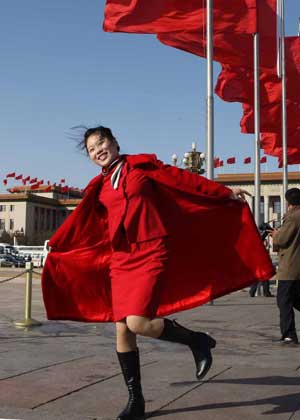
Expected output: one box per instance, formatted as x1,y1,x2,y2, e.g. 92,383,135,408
172,142,206,174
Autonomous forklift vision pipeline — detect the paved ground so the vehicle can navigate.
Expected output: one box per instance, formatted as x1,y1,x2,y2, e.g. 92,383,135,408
0,271,299,420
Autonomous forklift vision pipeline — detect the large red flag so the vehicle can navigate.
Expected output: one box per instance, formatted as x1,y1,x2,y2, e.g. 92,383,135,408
104,0,257,34
215,38,300,107
240,100,300,134
157,0,277,70
261,133,300,166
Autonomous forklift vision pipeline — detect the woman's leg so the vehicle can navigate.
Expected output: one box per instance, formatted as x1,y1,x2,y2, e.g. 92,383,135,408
126,315,215,380
116,320,137,352
115,320,145,420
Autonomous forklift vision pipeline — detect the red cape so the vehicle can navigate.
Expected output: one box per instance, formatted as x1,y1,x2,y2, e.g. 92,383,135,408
42,154,274,322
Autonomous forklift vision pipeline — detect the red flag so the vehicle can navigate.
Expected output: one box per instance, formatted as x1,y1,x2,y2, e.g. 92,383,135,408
30,183,40,190
244,157,251,164
227,157,236,164
23,175,30,182
22,179,27,185
29,178,37,184
6,172,15,178
260,156,267,163
261,133,300,166
61,186,69,193
214,158,220,168
15,174,23,180
240,100,300,134
3,179,7,185
44,185,52,192
219,160,224,167
39,180,44,185
104,0,257,35
60,178,65,184
47,180,51,185
157,0,277,72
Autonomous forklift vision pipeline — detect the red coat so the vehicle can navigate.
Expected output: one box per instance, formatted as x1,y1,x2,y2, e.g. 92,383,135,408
42,154,274,322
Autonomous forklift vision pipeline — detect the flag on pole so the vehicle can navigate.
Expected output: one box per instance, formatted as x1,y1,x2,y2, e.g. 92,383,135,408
103,0,257,35
260,156,267,163
244,157,251,164
227,157,236,164
3,179,7,185
15,174,23,180
6,172,15,178
214,157,220,168
30,183,40,190
29,178,37,184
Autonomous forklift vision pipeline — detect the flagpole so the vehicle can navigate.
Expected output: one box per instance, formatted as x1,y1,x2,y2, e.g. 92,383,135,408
254,32,261,227
206,0,214,181
279,0,288,216
298,17,300,36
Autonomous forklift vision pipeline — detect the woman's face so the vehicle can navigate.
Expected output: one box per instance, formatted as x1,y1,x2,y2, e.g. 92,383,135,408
86,133,119,168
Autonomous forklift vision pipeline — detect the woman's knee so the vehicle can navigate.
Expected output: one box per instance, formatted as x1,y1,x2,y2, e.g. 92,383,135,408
126,316,150,336
116,320,130,336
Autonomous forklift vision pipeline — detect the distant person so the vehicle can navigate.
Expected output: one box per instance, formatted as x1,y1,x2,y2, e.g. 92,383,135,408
42,125,274,420
249,280,273,297
249,234,274,297
271,188,300,345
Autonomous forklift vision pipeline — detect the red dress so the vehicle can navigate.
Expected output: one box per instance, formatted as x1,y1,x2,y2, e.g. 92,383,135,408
99,167,169,320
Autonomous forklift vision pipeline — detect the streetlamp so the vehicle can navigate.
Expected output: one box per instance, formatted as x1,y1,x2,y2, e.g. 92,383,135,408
172,142,206,174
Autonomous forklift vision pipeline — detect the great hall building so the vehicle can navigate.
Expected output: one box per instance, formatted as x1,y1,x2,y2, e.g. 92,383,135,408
0,172,299,245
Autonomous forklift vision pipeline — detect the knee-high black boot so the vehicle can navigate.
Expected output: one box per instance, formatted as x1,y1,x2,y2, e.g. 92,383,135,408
158,319,216,380
116,349,145,420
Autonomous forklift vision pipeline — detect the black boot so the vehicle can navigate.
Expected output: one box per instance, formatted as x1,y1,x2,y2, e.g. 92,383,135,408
116,349,145,420
158,319,216,380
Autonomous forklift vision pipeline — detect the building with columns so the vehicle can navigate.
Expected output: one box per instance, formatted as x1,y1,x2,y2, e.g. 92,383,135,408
216,171,300,225
0,185,82,245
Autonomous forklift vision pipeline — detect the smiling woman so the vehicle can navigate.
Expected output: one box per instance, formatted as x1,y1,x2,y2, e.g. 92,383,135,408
42,124,274,420
79,126,120,164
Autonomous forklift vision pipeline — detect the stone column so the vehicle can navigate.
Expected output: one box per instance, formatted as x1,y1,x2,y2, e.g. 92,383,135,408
264,195,270,223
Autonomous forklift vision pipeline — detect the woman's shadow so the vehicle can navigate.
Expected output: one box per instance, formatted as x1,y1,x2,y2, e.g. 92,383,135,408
147,375,300,418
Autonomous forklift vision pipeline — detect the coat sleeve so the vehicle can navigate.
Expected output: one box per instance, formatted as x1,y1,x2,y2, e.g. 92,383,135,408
273,218,297,249
153,159,233,199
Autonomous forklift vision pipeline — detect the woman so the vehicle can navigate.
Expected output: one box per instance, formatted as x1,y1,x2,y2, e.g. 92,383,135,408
42,125,274,420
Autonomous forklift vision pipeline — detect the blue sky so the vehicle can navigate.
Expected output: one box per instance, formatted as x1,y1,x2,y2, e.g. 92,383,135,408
1,1,299,192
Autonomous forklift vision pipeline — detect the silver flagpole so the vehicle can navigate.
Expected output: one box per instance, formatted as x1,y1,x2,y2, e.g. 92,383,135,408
207,0,214,305
206,0,214,180
298,17,300,36
254,32,261,227
279,0,288,216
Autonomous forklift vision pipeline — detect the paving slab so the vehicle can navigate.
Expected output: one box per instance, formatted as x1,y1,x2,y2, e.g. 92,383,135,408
0,272,299,419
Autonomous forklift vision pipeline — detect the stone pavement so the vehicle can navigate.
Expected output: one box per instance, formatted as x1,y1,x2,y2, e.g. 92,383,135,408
0,274,299,420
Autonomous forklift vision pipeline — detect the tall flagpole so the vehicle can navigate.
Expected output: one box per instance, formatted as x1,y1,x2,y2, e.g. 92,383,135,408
254,32,261,227
278,0,288,215
206,0,214,180
298,17,300,36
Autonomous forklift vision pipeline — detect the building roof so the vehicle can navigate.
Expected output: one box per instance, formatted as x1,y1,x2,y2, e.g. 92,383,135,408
215,171,300,183
7,185,83,198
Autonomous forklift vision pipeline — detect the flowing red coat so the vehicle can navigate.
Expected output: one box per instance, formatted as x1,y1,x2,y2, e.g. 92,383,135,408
42,154,274,322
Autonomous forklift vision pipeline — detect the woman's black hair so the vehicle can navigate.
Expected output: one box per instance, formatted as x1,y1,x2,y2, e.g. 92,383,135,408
78,125,120,153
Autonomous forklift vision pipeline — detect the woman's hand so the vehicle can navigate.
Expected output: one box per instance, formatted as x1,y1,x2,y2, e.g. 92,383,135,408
230,188,252,202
